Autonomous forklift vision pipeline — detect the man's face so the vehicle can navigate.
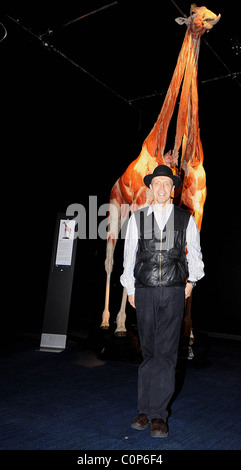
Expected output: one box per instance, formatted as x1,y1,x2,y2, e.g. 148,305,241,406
150,176,174,205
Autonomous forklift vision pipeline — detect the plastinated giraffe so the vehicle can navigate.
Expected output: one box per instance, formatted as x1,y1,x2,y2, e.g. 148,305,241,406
101,4,221,334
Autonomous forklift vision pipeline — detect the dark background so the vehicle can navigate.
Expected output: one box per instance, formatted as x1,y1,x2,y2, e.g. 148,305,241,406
1,0,241,338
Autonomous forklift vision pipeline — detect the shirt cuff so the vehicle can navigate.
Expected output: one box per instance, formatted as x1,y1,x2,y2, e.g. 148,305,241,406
126,288,135,296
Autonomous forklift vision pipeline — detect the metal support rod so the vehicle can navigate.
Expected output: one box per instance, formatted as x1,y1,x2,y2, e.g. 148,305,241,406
63,2,118,28
39,1,118,38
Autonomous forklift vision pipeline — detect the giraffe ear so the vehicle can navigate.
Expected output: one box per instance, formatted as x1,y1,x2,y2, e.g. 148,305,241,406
175,16,188,25
170,183,175,198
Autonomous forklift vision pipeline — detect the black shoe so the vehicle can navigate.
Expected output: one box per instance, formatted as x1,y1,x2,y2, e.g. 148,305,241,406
151,418,169,438
131,413,149,430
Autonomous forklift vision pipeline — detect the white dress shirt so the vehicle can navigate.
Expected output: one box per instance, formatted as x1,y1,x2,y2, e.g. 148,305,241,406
120,203,205,295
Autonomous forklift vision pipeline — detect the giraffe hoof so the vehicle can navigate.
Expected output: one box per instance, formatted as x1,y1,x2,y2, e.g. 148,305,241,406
115,330,127,337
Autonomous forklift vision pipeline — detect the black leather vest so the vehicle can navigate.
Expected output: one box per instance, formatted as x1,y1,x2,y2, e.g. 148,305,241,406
134,205,191,288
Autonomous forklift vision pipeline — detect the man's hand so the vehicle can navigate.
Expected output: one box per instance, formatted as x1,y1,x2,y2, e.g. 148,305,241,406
128,294,136,308
185,282,193,299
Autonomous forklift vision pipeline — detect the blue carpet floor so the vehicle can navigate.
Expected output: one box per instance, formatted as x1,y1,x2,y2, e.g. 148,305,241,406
0,331,241,452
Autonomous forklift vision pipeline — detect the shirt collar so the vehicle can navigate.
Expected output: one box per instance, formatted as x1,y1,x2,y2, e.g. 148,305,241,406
147,201,173,216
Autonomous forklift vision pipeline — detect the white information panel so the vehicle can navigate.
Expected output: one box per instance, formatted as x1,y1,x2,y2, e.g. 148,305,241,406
55,219,76,267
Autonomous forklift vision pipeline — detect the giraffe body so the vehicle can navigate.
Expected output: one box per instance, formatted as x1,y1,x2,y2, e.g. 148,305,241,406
101,5,220,333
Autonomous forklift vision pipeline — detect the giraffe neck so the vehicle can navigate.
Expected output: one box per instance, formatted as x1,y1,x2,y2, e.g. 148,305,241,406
144,28,201,168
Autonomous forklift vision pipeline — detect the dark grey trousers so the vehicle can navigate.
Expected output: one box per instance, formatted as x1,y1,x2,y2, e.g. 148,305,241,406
135,286,185,422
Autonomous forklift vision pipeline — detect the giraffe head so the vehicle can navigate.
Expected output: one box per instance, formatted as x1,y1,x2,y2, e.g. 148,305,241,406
175,4,221,36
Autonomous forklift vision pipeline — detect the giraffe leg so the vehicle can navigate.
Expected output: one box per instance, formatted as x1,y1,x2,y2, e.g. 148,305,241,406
100,273,111,329
114,202,131,335
115,288,127,336
100,184,129,331
100,237,115,329
183,293,193,338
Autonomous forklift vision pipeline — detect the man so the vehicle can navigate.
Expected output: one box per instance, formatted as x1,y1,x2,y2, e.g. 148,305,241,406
120,164,204,438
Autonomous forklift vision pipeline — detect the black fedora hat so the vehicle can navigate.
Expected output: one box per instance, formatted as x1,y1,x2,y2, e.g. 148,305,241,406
143,164,182,189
